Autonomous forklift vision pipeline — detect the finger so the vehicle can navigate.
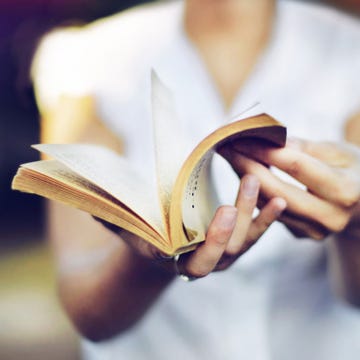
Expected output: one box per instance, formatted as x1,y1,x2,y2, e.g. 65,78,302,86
182,206,238,278
287,137,355,167
233,139,360,207
279,211,330,240
228,153,351,233
93,216,121,233
215,197,286,271
241,197,287,251
225,174,260,255
256,194,329,240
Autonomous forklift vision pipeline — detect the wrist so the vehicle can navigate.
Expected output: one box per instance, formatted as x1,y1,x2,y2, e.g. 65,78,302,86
120,240,176,282
332,201,360,240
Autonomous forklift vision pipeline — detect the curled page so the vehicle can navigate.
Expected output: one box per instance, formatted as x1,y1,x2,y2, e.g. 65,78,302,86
33,143,165,236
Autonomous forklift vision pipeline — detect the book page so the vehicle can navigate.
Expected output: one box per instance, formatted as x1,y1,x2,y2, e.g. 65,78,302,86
170,114,287,252
15,160,166,245
178,105,269,244
151,71,191,238
33,143,165,236
180,150,218,244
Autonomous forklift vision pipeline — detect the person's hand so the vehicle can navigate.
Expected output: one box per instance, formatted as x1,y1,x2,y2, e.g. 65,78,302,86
222,138,360,240
96,174,286,280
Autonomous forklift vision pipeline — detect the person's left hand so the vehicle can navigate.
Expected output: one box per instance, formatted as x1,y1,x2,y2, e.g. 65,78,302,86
221,137,360,240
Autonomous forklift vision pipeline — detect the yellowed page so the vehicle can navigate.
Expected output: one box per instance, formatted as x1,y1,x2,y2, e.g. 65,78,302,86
170,114,287,253
33,144,165,236
12,160,172,252
151,71,191,240
180,150,218,244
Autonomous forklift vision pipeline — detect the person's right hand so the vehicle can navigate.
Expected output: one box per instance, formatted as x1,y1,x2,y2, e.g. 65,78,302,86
97,174,286,280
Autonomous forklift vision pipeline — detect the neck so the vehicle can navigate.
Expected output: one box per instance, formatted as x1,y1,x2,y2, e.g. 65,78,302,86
184,0,275,37
183,0,275,109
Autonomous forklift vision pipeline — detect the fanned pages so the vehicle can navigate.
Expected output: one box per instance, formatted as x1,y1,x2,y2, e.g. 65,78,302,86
33,143,165,237
151,71,190,242
169,114,286,252
12,72,287,256
16,160,163,247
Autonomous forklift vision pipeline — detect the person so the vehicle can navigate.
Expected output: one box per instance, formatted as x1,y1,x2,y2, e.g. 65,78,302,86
31,0,360,359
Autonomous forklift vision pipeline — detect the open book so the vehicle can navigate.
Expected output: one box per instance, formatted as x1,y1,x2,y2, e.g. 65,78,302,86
12,73,286,256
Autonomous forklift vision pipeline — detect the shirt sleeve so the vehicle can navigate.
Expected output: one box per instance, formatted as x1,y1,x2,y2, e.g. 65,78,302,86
31,27,94,114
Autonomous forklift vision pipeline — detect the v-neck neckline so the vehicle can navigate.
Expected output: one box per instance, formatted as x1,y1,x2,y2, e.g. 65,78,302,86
175,0,285,120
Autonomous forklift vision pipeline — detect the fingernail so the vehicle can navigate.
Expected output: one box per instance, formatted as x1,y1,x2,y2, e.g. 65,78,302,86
221,206,238,228
286,137,302,150
243,175,259,198
274,198,287,216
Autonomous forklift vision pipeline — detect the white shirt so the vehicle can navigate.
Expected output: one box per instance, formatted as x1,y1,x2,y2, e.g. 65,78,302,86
32,1,360,359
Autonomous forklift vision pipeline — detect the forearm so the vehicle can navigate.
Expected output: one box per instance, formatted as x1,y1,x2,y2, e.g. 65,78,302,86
57,236,175,342
39,105,176,340
327,207,360,307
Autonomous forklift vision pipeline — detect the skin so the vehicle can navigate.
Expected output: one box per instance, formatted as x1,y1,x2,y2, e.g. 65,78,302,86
328,0,360,14
223,138,360,304
40,0,360,342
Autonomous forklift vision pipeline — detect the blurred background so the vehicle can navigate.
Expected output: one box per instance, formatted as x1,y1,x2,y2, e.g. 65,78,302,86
0,0,359,359
0,1,151,359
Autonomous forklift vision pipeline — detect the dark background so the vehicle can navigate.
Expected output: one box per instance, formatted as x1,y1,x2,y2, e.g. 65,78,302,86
0,3,154,359
0,0,152,247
